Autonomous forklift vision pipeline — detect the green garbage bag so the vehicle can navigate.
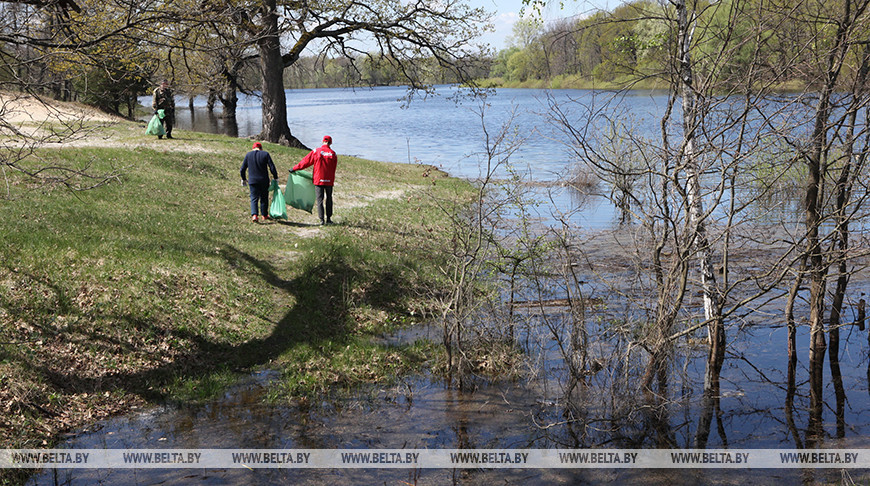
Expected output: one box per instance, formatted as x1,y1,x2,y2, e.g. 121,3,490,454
145,113,165,136
285,170,315,213
269,179,287,220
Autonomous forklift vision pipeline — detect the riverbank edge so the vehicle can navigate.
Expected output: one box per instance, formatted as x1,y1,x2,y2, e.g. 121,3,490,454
470,76,807,92
0,115,473,485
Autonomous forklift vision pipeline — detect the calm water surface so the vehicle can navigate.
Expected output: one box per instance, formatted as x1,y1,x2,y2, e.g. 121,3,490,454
27,321,870,485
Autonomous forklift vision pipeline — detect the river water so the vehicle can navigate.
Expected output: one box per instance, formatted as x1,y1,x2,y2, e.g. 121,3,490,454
25,88,870,484
158,86,811,230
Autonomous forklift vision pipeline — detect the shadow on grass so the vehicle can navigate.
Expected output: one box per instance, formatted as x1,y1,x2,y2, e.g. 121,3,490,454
22,239,407,403
274,220,321,228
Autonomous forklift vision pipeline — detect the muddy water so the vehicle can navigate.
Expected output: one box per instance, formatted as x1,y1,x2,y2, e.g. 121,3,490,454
26,315,870,485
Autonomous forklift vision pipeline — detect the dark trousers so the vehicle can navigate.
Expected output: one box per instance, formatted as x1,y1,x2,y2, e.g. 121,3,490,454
161,109,174,135
249,181,269,216
315,185,333,223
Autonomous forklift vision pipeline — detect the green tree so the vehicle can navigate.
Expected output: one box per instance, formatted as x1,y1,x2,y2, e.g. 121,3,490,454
505,18,547,81
489,47,520,80
506,48,538,82
574,12,608,78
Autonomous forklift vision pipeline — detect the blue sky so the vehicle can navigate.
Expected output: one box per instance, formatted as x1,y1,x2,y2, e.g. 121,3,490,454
472,0,621,50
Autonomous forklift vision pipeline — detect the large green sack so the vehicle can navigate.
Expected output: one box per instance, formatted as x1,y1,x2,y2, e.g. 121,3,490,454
145,114,165,136
285,170,315,213
268,179,288,220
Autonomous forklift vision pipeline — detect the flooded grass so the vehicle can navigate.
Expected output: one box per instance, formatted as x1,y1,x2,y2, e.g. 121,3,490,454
268,338,434,401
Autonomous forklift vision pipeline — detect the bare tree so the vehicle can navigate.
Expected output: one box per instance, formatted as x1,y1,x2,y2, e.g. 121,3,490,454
773,0,870,442
424,101,526,386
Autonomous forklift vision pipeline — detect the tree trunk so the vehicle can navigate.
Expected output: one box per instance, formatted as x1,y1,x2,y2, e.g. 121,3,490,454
218,62,243,121
695,339,725,448
784,253,805,446
220,86,238,121
207,89,217,113
804,103,829,447
676,0,721,330
827,49,870,436
256,0,307,148
803,0,859,439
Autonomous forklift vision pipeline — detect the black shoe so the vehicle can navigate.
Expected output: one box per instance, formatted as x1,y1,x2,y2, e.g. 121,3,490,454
158,135,162,139
325,219,333,225
166,133,174,139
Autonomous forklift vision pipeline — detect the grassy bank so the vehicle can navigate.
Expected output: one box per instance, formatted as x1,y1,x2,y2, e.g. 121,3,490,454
0,121,471,484
475,74,669,90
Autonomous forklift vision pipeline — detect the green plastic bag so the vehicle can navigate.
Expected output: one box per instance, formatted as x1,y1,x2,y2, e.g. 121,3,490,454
285,170,315,213
269,179,288,220
145,114,165,136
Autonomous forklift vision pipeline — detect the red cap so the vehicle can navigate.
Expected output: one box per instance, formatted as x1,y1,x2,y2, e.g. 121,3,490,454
322,135,332,144
253,142,262,149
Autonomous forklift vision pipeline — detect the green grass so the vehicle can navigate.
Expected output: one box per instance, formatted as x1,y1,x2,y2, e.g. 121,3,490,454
0,121,472,483
268,338,438,401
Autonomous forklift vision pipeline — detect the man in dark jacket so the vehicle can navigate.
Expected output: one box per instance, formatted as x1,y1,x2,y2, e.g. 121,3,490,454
151,79,175,139
241,142,278,223
291,135,338,225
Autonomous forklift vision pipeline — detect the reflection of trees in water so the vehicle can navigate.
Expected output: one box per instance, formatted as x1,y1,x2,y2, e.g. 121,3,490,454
745,189,804,226
179,105,240,138
564,182,596,212
696,328,726,449
447,164,869,449
513,299,867,449
224,115,239,138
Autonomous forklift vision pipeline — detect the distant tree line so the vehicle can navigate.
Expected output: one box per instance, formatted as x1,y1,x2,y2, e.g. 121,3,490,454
4,0,867,140
489,0,870,90
282,54,491,89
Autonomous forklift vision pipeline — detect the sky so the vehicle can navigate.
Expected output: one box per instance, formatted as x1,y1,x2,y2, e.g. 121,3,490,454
471,0,621,51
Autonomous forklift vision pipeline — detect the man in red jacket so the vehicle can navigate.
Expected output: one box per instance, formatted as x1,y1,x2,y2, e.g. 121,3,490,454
291,135,338,225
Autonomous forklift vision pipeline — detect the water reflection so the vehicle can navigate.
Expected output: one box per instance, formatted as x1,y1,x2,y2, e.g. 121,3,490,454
695,326,726,449
27,316,870,485
174,106,245,139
